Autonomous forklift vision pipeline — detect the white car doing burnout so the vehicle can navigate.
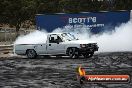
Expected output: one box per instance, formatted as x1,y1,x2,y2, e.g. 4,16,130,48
15,33,99,59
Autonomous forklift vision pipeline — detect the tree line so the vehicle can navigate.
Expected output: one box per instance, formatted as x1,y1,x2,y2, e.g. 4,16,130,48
0,0,132,36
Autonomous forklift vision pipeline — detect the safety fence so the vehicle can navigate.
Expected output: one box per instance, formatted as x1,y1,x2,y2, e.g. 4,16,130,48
0,45,13,54
0,27,34,55
0,27,34,45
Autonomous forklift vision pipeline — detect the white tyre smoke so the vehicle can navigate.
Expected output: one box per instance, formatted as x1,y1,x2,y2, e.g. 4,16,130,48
14,20,132,52
14,30,48,44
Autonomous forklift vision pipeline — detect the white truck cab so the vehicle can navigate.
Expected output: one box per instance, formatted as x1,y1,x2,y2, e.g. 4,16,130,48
15,33,99,59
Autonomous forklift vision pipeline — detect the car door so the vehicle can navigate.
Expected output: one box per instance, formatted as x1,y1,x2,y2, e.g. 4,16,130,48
47,34,65,55
47,34,58,55
56,35,65,54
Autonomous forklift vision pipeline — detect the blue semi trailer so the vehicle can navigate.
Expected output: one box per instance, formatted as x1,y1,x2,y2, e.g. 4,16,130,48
35,11,130,33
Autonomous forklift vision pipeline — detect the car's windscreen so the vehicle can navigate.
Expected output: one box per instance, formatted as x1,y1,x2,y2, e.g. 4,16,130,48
61,33,77,41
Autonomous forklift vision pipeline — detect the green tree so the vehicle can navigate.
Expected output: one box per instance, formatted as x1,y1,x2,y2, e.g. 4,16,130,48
0,0,38,37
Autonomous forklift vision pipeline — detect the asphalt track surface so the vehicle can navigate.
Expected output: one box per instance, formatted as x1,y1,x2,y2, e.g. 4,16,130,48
0,52,132,88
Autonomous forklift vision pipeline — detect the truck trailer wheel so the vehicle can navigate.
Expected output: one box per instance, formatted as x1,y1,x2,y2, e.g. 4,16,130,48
67,48,79,59
26,49,37,59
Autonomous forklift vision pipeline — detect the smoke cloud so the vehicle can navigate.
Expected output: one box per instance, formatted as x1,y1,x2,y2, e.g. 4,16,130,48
53,21,132,52
14,20,132,52
14,30,48,44
90,21,132,52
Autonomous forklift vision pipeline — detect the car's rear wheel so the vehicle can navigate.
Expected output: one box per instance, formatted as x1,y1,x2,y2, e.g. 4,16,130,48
67,48,79,59
26,49,37,59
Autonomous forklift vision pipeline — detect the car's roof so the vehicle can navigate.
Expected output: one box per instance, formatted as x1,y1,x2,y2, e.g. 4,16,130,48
48,32,69,35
